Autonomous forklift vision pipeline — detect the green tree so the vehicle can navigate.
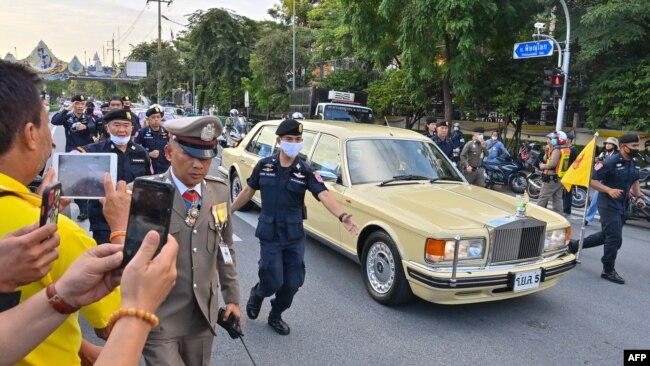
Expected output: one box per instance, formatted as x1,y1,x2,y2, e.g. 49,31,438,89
187,8,258,112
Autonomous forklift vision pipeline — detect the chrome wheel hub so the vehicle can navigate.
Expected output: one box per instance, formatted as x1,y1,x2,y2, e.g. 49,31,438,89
366,242,395,294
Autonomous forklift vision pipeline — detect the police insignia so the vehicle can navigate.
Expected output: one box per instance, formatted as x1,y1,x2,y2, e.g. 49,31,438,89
201,124,215,141
594,162,603,171
293,172,305,179
264,163,273,168
126,111,131,120
262,167,273,172
314,172,324,183
155,106,160,113
298,124,303,133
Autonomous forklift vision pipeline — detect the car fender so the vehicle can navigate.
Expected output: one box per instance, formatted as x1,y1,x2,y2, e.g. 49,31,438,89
357,219,405,261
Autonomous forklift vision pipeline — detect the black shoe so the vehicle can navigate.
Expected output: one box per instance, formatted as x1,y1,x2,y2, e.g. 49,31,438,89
246,286,263,320
601,270,625,285
568,239,579,254
268,313,290,335
584,220,589,226
77,213,88,221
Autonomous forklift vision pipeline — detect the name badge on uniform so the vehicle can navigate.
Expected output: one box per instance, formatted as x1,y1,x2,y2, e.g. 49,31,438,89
220,244,233,265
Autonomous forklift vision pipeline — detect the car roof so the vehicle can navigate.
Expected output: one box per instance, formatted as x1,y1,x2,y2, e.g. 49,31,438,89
256,119,429,141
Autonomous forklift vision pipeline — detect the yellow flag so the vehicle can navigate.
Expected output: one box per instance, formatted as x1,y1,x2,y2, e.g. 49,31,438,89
561,137,597,191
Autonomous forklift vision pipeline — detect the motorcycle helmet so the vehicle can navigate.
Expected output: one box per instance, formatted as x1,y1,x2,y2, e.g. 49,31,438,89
547,131,567,146
229,108,239,117
292,112,304,120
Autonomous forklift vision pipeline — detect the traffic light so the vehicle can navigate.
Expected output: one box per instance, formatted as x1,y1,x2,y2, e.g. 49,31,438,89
542,68,564,100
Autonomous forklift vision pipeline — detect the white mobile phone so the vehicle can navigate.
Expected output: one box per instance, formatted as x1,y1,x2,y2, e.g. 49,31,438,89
52,152,117,199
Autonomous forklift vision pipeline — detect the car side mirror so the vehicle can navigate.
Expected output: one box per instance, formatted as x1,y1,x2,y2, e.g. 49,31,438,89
317,170,338,183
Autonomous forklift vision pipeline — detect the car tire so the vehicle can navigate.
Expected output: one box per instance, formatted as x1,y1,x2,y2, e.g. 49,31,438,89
230,172,253,212
361,231,412,306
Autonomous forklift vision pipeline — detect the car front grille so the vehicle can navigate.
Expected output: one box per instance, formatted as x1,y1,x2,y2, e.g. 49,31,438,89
488,217,546,264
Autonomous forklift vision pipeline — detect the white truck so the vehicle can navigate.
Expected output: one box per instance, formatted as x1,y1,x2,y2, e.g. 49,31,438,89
290,87,374,123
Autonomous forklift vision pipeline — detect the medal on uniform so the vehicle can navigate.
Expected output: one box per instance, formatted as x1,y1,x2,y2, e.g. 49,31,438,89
185,205,200,227
211,202,233,264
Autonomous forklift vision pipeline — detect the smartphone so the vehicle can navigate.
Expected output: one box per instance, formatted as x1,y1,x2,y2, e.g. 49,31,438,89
40,182,62,226
121,178,175,268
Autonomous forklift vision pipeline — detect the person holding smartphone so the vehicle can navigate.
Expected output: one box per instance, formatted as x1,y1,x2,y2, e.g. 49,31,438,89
0,60,121,365
134,116,241,366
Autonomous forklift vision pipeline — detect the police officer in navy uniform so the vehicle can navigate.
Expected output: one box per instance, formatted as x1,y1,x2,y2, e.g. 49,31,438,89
231,119,359,335
122,95,142,132
51,94,95,220
77,109,151,245
422,117,437,140
569,134,646,284
432,120,454,160
135,105,170,174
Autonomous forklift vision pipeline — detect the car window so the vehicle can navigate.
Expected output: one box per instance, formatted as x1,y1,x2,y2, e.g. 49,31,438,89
310,134,341,176
245,125,276,157
298,131,317,161
346,139,460,184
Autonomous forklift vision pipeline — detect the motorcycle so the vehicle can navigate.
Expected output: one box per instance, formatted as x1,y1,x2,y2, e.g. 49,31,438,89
220,116,252,148
525,169,587,208
626,191,650,222
483,157,527,194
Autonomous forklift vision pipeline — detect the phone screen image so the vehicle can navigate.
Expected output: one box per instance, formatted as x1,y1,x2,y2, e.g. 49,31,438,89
40,183,62,226
57,154,111,198
122,179,175,268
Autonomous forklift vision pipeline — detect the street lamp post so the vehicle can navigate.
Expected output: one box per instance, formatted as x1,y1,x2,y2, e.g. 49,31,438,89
556,0,571,131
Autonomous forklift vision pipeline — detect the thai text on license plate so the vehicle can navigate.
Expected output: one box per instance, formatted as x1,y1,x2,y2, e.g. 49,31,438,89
513,269,542,292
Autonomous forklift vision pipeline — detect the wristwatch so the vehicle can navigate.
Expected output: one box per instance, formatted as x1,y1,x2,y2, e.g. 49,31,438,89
46,282,79,314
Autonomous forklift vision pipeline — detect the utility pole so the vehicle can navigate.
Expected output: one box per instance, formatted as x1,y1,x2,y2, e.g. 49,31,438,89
292,0,296,91
106,35,117,67
556,0,571,131
147,0,172,104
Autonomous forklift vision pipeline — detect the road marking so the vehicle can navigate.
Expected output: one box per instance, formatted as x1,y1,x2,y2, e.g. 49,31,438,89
234,211,259,228
233,234,242,242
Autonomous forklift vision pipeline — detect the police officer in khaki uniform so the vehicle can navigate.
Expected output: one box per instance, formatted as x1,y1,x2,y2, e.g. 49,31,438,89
537,131,571,214
139,116,241,366
459,127,489,186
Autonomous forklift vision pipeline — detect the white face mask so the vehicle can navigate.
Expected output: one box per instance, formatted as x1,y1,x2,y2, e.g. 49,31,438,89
476,134,484,141
491,136,498,141
109,133,130,145
280,141,303,158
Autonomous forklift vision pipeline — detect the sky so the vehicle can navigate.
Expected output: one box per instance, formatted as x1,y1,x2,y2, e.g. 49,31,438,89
0,0,277,64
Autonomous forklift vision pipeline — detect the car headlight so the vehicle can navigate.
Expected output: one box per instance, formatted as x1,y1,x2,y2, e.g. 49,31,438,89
544,227,571,251
425,238,485,263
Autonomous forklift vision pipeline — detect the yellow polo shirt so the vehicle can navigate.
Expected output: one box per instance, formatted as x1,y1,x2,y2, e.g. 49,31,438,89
0,173,121,366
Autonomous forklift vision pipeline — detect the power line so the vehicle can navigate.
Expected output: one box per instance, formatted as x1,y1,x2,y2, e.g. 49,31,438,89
119,4,148,45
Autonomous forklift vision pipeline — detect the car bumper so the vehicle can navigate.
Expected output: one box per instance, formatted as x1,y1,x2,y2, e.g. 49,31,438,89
404,254,577,304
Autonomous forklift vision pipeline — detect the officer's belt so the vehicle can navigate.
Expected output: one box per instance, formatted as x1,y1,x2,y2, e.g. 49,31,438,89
542,174,559,183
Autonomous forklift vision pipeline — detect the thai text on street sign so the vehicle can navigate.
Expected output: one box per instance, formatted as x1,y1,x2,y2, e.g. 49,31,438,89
513,40,554,59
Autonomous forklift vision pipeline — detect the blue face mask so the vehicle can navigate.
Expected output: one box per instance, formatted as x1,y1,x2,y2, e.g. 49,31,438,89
280,141,303,158
551,138,558,146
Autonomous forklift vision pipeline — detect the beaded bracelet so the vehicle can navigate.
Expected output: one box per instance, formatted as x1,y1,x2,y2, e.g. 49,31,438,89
109,231,127,241
107,308,160,331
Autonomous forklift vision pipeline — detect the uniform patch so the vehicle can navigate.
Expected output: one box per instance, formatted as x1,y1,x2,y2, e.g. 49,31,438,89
293,172,305,179
594,162,603,171
314,172,324,183
262,167,274,172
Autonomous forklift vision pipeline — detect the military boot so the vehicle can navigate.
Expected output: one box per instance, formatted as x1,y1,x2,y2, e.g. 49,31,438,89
246,285,263,319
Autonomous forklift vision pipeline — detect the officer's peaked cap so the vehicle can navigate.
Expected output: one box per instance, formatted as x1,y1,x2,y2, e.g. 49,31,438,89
121,95,131,102
276,119,302,136
619,133,639,144
104,109,135,124
436,120,448,128
146,105,163,117
166,116,222,159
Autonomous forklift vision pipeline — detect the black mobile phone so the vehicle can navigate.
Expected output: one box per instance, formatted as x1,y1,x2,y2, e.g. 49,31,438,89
121,178,175,268
40,182,62,226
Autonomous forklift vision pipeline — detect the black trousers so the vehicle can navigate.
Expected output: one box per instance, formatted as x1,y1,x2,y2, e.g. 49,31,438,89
563,188,573,214
581,208,624,272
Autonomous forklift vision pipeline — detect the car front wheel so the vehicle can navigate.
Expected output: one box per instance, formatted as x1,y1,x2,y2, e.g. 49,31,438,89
361,231,412,306
230,172,253,212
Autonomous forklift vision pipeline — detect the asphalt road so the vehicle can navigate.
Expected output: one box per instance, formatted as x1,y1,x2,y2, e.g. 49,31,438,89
48,118,649,366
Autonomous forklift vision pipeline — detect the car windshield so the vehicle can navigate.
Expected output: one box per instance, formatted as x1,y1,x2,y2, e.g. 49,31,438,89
324,105,374,123
346,139,461,185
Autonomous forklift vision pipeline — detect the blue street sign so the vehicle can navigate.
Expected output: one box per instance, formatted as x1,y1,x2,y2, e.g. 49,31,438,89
513,40,554,59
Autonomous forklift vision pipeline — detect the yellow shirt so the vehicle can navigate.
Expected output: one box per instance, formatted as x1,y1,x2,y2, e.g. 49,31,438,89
0,173,121,366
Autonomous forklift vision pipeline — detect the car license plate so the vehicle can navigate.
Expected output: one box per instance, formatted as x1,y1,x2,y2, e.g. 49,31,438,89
513,269,542,292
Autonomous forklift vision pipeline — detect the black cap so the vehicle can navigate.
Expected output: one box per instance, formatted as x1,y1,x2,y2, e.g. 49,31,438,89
122,95,131,102
566,131,575,140
276,119,303,136
100,102,109,109
436,120,448,128
104,109,135,124
85,101,94,107
146,105,163,117
473,127,484,133
619,133,639,144
71,95,86,102
425,116,436,124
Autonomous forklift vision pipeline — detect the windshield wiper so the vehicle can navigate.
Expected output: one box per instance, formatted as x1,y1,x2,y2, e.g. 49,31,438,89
430,176,464,183
379,175,431,186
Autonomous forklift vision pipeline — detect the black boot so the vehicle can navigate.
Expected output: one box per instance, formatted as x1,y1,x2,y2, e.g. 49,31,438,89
601,269,625,285
568,239,579,254
268,312,290,335
246,285,263,320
